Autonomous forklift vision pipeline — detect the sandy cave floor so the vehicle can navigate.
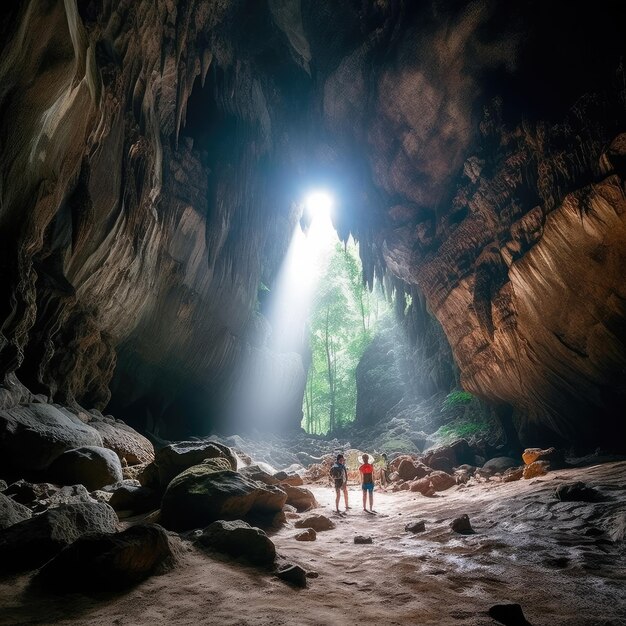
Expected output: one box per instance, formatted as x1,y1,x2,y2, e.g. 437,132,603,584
1,461,625,626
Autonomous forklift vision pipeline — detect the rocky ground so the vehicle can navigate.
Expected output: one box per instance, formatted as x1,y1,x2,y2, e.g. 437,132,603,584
1,457,625,625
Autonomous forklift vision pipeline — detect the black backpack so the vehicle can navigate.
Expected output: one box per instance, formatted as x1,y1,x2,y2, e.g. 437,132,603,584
330,464,343,479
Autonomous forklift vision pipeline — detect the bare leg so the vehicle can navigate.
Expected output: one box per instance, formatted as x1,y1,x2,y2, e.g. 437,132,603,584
369,489,374,510
335,489,340,512
362,489,367,510
343,485,349,510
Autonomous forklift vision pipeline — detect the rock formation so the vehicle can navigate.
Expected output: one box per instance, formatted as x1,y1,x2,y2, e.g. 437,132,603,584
0,1,625,450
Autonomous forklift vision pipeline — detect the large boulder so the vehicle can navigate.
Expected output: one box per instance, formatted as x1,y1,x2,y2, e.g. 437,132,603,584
0,493,32,529
156,441,237,489
197,520,276,565
160,466,287,531
280,485,318,512
428,470,457,492
88,418,155,466
0,404,102,472
33,524,174,592
483,457,520,474
0,502,118,573
239,465,279,485
109,485,160,514
421,440,474,473
522,447,565,469
49,446,123,491
397,459,429,481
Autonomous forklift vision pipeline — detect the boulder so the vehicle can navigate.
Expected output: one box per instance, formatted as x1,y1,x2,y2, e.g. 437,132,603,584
483,457,519,473
31,484,97,513
239,465,279,485
34,524,174,592
409,478,432,494
0,479,6,491
274,471,304,486
109,485,160,513
88,419,155,466
49,446,123,491
397,459,428,481
450,514,474,534
522,447,565,469
2,480,58,506
428,470,456,492
156,441,237,489
422,440,474,473
502,467,524,483
522,461,549,479
197,520,276,565
281,484,318,512
0,502,118,573
0,492,32,529
160,466,287,531
0,404,102,471
294,515,335,531
295,528,316,541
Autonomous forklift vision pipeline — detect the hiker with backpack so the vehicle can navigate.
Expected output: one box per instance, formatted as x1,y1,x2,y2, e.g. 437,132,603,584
330,454,349,514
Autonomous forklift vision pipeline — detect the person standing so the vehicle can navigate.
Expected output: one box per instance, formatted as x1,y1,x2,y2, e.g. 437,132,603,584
359,453,375,512
378,452,390,491
330,454,349,513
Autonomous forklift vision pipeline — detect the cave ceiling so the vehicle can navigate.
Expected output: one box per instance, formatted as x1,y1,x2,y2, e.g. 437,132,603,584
0,0,625,447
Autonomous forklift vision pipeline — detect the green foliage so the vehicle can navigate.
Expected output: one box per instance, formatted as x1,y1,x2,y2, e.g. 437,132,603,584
442,390,474,410
302,240,389,435
434,417,492,443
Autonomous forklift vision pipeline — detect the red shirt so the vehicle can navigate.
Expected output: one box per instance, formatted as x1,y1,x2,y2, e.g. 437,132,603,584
360,463,374,484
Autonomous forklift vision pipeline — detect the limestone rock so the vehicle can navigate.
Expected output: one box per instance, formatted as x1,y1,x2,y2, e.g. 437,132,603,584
156,441,237,489
0,480,6,491
34,524,174,592
109,485,160,514
555,482,603,503
488,603,533,626
502,467,524,483
295,528,316,541
275,563,307,587
0,404,102,472
160,467,286,531
2,480,58,506
397,459,429,481
450,514,474,534
88,418,155,466
522,461,549,479
0,493,32,530
428,470,456,492
522,447,564,468
405,521,426,533
422,440,474,473
354,535,373,544
280,484,318,512
197,520,276,565
483,457,519,473
273,471,303,486
294,515,335,532
31,484,97,513
49,446,124,491
239,465,279,485
0,502,118,573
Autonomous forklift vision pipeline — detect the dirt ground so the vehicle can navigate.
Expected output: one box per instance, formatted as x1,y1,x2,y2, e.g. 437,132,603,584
1,460,625,626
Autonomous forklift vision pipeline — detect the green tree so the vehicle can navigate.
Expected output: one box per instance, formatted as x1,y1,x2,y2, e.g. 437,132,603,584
302,240,388,434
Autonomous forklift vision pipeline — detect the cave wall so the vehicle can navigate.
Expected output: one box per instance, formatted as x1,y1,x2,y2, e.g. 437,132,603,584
1,0,625,448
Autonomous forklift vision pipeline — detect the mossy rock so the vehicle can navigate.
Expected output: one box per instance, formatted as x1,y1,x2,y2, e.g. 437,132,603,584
379,437,419,454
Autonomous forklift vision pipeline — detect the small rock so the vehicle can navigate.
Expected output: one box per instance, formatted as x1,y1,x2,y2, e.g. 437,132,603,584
522,460,549,479
306,570,319,578
488,603,533,625
450,514,474,534
295,528,316,541
522,447,564,468
0,480,7,491
555,481,603,502
294,515,335,531
405,521,426,533
197,520,276,565
354,535,372,544
502,467,524,483
275,563,307,587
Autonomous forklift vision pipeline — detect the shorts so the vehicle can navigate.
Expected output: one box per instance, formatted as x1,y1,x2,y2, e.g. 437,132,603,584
362,483,374,492
334,479,345,490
